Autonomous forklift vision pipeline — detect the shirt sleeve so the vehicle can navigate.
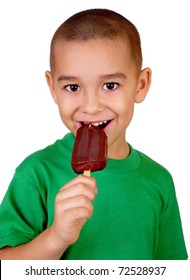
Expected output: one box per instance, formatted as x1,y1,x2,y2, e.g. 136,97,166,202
0,171,47,248
154,178,188,260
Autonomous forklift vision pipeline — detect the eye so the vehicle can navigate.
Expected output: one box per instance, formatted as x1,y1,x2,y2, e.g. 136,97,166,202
103,82,119,91
64,84,80,92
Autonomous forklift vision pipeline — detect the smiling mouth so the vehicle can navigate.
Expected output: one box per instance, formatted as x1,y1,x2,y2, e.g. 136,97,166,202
80,120,112,130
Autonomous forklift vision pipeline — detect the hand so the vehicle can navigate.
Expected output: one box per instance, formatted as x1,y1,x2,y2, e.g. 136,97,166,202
50,175,97,250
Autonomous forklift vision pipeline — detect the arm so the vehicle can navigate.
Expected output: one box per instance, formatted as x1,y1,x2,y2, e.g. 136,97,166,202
0,175,97,260
154,179,188,260
0,227,67,260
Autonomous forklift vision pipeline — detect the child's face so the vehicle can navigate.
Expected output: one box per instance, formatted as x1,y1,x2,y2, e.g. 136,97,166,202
46,39,151,158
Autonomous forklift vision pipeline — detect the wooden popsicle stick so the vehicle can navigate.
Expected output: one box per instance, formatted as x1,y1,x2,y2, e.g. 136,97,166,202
83,170,91,177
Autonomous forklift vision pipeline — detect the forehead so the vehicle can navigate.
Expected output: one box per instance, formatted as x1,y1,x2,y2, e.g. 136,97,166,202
53,38,134,72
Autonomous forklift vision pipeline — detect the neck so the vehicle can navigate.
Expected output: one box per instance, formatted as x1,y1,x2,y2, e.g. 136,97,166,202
108,141,130,160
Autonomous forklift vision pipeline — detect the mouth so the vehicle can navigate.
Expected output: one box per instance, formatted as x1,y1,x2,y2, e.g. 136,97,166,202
80,120,112,130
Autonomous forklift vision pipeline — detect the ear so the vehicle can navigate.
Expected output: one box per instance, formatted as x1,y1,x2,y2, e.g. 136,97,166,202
135,67,152,103
45,71,58,104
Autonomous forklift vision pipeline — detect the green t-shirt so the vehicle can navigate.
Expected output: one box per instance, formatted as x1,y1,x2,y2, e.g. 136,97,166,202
0,133,188,260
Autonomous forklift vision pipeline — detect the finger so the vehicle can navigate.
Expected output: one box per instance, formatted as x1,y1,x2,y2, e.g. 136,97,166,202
56,195,94,214
57,181,97,202
64,207,92,224
61,175,97,194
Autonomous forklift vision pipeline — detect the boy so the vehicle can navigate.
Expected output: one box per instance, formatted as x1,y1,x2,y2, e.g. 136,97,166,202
0,9,188,260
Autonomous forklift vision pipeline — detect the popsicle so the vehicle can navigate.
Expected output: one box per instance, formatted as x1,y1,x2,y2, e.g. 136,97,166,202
71,124,108,175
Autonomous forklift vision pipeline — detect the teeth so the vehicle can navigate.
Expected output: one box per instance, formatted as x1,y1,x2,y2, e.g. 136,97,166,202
83,120,108,126
93,122,102,126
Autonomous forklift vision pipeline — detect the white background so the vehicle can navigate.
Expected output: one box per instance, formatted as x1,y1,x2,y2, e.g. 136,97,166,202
1,260,190,279
0,0,189,257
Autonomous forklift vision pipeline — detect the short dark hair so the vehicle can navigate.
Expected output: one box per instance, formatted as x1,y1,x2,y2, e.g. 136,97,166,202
50,9,142,71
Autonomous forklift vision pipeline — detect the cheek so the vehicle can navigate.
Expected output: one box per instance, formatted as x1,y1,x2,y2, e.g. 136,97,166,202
56,96,79,132
58,106,75,125
56,99,74,125
122,104,135,125
114,97,135,118
56,95,76,115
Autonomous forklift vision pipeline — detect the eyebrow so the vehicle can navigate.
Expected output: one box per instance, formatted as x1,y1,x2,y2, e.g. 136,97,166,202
57,75,78,82
99,72,127,80
57,72,127,83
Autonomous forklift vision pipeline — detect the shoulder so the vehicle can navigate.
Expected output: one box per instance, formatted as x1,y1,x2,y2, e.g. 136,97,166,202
17,139,62,168
16,133,74,174
137,149,172,175
136,148,174,188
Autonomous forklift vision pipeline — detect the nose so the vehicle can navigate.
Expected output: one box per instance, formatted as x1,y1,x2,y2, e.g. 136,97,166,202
81,91,104,115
